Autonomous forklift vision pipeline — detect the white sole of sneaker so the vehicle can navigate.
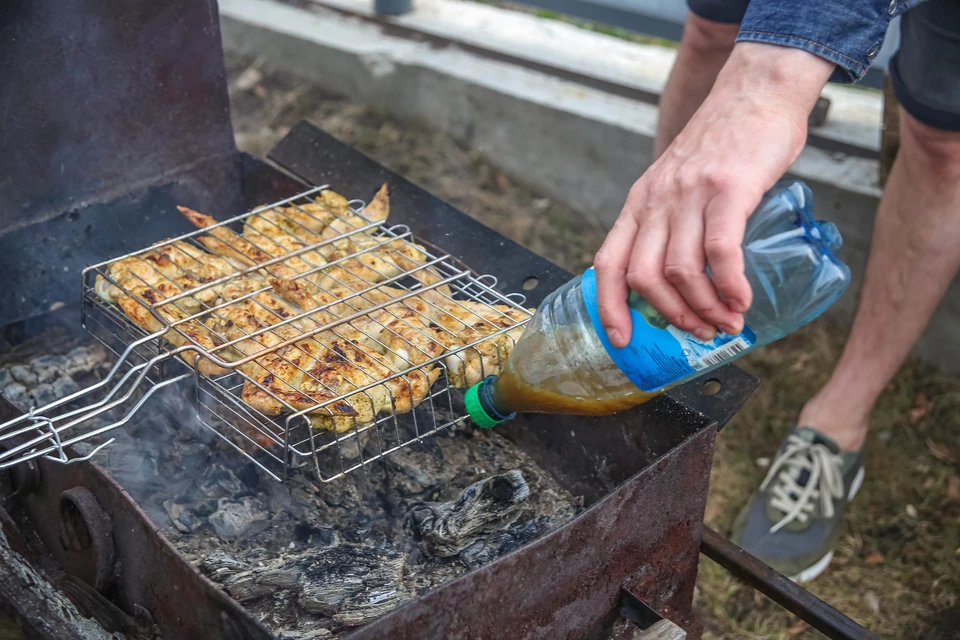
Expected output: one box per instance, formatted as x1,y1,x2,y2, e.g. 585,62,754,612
789,466,865,584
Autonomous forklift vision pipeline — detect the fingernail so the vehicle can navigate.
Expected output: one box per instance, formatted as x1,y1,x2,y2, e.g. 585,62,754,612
721,323,741,336
694,327,715,341
605,327,624,347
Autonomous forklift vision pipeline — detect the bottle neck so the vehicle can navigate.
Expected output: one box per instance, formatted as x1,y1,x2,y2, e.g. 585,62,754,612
464,376,515,428
480,376,516,422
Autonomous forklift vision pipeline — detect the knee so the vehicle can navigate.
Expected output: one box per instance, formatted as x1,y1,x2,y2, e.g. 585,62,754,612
900,109,960,180
681,12,739,62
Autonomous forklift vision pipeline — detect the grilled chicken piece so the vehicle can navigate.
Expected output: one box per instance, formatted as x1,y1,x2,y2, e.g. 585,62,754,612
241,223,330,275
95,252,216,313
216,278,439,431
267,278,443,431
102,191,524,439
252,185,389,240
268,278,384,334
177,206,276,269
179,204,381,295
246,217,392,286
117,284,234,376
205,306,362,428
177,206,309,281
153,240,239,283
433,300,531,388
245,185,452,298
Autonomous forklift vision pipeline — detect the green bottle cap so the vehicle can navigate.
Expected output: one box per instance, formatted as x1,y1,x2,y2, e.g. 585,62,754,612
464,378,506,429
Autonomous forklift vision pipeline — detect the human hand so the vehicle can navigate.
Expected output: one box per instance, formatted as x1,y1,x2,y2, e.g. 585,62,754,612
595,43,834,347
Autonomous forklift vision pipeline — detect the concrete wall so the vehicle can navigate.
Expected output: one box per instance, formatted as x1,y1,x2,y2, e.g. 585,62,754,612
219,0,960,373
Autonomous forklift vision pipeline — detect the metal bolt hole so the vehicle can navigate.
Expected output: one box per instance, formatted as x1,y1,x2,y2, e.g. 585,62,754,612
522,276,539,291
702,379,722,396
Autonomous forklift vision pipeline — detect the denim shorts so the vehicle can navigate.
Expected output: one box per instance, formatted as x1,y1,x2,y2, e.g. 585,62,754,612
687,0,960,131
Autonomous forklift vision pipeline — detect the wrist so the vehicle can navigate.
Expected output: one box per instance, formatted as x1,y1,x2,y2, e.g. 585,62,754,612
712,42,833,122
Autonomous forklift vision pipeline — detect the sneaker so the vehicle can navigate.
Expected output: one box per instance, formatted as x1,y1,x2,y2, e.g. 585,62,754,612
730,426,865,583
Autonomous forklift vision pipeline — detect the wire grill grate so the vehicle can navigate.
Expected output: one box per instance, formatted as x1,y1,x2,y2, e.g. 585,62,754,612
0,185,532,482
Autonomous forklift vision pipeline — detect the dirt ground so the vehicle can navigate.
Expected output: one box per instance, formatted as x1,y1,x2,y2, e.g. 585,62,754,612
229,54,959,639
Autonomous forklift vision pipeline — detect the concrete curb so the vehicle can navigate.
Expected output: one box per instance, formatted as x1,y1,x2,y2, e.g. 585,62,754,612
219,0,960,373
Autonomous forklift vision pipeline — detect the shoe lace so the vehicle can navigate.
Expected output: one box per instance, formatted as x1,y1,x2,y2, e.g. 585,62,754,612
759,434,845,534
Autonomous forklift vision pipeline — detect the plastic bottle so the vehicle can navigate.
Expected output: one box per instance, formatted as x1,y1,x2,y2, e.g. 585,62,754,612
464,181,851,427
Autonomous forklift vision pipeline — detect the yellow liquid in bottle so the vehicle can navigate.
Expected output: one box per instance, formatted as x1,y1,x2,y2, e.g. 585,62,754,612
489,330,661,416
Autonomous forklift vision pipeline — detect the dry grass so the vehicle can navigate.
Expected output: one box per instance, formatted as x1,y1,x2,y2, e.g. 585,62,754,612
226,54,960,639
702,323,960,639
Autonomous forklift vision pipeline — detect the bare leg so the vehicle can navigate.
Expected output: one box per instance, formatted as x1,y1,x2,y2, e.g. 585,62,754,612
798,110,960,450
654,13,739,158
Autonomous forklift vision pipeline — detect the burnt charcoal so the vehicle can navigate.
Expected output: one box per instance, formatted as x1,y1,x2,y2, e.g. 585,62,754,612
412,470,530,558
213,544,407,627
277,630,333,640
295,524,335,546
209,497,269,540
8,364,38,387
340,514,373,544
163,500,203,533
2,381,28,407
459,516,551,570
200,550,251,576
31,354,67,383
64,345,108,374
236,462,262,491
223,570,287,603
200,463,247,499
296,544,408,625
47,377,81,401
321,482,362,510
0,368,11,388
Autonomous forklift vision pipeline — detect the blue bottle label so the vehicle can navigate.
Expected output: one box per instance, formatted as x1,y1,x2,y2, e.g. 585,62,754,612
580,268,756,392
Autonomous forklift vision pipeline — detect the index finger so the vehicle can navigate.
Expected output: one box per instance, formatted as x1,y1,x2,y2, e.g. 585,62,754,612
594,215,639,348
703,192,755,313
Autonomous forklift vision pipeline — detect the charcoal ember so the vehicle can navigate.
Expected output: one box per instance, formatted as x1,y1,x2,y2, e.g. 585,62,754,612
459,516,550,570
209,497,269,539
8,364,38,387
223,569,287,603
294,524,336,547
200,550,251,578
297,544,408,626
411,470,530,558
277,630,333,640
64,344,109,374
221,561,305,603
30,354,68,383
2,381,29,407
163,500,203,533
0,368,12,388
44,377,81,401
214,543,408,626
200,463,247,499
